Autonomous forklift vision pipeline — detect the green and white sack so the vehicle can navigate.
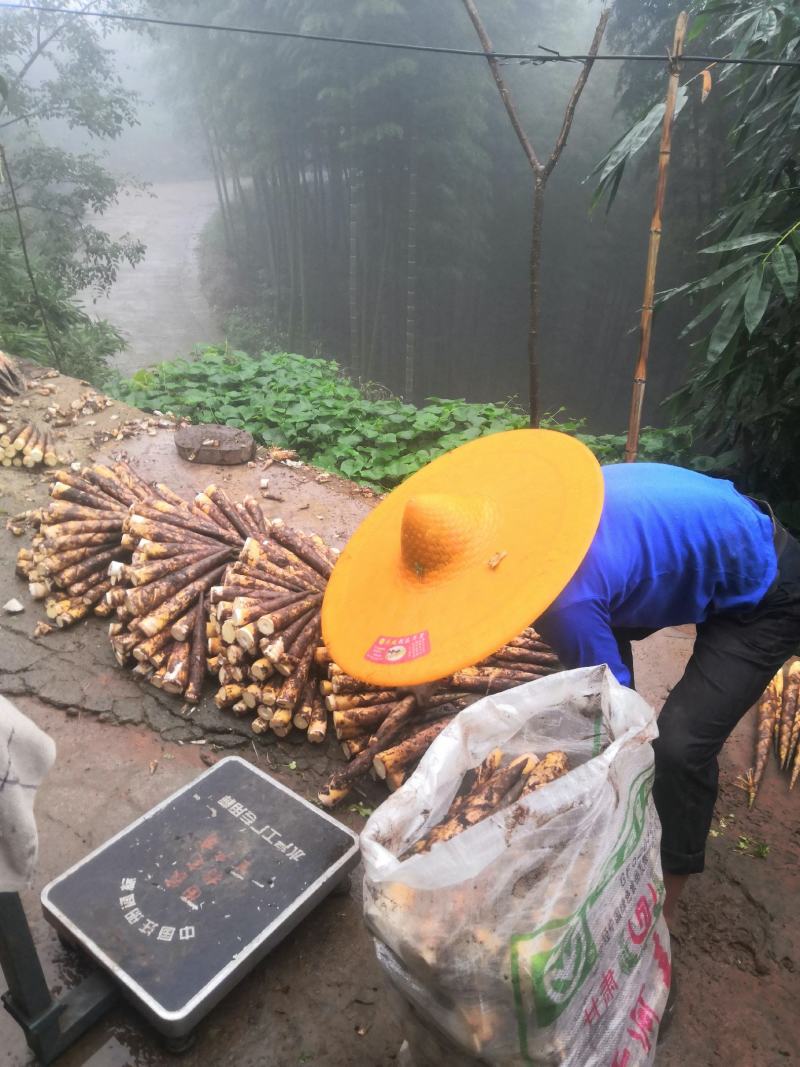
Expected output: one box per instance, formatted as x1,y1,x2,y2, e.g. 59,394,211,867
361,666,671,1066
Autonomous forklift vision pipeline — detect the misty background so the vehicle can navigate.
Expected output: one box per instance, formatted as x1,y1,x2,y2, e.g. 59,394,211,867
14,0,722,432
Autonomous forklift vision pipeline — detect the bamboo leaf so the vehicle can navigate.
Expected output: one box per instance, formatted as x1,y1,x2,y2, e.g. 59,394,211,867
588,87,688,209
743,270,770,334
771,243,798,301
700,232,779,254
686,13,712,42
706,280,748,358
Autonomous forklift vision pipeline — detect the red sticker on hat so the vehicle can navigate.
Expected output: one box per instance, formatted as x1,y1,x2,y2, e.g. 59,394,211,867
365,631,431,664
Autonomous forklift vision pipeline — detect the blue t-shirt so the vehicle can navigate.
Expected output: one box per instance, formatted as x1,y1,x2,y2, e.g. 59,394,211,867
536,463,777,687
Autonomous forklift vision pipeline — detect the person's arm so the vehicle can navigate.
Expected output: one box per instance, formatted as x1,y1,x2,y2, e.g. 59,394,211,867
536,598,632,687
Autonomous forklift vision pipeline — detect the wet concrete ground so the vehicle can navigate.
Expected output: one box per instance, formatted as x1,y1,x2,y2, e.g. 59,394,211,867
6,629,797,1067
84,180,221,375
1,373,799,1066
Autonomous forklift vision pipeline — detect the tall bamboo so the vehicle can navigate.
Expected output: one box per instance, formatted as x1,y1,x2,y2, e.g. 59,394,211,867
625,11,689,463
404,126,418,402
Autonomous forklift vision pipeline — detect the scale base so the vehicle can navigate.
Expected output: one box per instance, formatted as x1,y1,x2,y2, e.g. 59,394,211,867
1,892,118,1065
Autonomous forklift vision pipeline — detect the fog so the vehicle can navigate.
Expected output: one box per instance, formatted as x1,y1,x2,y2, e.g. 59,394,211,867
6,0,718,433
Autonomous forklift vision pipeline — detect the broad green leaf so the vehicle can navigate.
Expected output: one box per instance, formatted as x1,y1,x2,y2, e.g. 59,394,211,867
743,270,770,334
707,284,747,359
589,87,688,209
771,244,798,301
700,233,779,254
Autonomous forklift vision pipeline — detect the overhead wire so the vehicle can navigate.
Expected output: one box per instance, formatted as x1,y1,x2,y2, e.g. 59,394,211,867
0,2,799,69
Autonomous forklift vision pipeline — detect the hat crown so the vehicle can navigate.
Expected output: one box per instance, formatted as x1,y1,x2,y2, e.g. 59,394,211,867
401,493,495,579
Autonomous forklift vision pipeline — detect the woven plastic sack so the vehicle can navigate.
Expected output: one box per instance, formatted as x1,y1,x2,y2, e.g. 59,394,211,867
361,666,671,1066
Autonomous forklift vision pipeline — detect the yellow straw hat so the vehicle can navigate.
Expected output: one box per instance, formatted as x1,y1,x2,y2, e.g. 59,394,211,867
321,428,603,686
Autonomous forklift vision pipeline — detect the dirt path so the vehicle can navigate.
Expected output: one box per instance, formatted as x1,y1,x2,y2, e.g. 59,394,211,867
87,179,221,375
1,369,798,1065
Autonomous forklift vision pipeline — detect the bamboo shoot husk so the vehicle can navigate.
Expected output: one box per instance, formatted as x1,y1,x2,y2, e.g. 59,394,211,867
518,751,569,798
82,465,140,507
194,491,241,533
779,661,800,769
307,691,329,743
57,548,119,587
215,684,243,709
162,640,190,694
129,551,205,587
275,637,317,710
327,689,398,712
170,601,200,641
124,548,231,618
334,702,395,740
269,519,333,578
261,607,316,667
137,500,242,546
203,484,253,540
136,566,227,637
373,719,452,781
250,657,273,682
131,620,179,663
293,678,317,731
409,754,538,855
749,669,783,807
256,594,322,638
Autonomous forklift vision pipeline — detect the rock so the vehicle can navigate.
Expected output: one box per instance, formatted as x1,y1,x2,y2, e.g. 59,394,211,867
3,598,24,614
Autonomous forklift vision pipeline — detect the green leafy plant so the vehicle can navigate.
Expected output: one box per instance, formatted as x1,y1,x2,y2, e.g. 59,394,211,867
592,0,800,527
734,834,770,859
0,234,124,382
110,346,700,490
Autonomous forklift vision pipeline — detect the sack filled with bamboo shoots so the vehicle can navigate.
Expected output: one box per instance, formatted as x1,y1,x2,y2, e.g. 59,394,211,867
361,665,671,1067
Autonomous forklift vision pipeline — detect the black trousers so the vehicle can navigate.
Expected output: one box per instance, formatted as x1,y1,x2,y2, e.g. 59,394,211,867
614,528,800,876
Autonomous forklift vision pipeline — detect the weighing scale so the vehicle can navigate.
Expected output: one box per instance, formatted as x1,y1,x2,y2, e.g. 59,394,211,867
1,756,360,1062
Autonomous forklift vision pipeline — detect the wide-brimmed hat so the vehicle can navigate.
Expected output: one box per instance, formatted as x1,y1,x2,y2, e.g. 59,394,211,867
321,428,603,686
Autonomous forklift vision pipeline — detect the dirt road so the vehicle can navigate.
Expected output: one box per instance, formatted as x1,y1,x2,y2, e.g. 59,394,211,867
87,179,221,375
1,368,798,1065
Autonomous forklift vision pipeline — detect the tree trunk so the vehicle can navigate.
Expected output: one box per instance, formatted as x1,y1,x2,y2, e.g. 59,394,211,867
404,133,418,402
527,177,546,427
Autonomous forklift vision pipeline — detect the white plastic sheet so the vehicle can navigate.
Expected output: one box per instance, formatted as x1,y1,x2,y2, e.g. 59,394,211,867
361,666,671,1066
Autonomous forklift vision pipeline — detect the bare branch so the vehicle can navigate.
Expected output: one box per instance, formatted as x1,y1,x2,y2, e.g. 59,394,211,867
544,9,611,180
459,0,542,174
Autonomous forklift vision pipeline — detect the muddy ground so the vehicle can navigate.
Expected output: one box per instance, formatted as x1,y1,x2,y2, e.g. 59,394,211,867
1,370,798,1066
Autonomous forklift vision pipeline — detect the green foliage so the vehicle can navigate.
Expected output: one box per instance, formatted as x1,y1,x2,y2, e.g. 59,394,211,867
594,0,800,525
0,2,148,296
110,347,697,489
0,228,124,382
0,1,147,384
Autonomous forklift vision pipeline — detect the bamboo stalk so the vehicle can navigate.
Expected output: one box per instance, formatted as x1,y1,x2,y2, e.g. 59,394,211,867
625,11,689,463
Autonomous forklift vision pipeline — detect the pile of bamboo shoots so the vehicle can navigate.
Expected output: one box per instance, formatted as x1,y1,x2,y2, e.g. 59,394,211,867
0,351,25,400
0,420,61,468
15,462,144,628
403,747,569,857
13,461,567,785
746,659,800,805
104,483,271,700
208,527,338,740
318,628,562,808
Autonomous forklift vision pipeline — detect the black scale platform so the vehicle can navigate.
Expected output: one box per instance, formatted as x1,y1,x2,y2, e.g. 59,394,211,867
41,757,360,1037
